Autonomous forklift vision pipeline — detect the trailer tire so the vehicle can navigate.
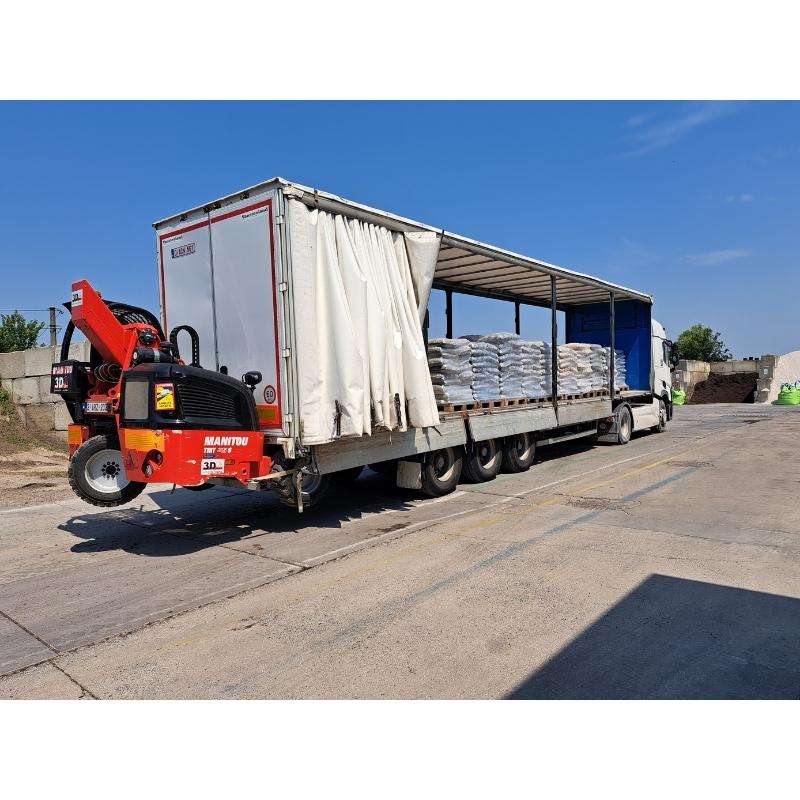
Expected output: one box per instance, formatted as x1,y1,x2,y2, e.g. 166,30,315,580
420,447,463,497
463,439,502,483
270,454,330,509
652,399,667,433
68,434,146,507
616,406,632,445
330,466,364,486
501,432,536,473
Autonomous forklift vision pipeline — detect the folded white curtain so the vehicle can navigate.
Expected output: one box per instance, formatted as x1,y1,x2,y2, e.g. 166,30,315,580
288,199,441,445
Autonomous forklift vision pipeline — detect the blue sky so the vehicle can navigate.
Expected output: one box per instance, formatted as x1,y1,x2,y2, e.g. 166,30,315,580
0,101,797,356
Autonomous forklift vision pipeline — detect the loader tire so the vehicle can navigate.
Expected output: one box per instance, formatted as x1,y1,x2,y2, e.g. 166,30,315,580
68,434,146,508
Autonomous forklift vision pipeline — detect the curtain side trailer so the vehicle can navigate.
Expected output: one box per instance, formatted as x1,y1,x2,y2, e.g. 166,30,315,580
53,178,675,510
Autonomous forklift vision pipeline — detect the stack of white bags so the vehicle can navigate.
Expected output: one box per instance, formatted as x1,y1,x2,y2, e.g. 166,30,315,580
466,333,525,399
521,340,552,398
467,339,501,401
613,348,628,390
427,335,628,403
427,338,474,404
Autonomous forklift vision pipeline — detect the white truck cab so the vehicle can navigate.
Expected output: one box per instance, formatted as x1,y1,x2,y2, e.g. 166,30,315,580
651,318,674,405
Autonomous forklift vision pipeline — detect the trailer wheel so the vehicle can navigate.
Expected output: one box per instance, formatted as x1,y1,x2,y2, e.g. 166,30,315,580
419,447,463,497
68,434,146,507
501,432,536,473
268,452,330,510
652,399,667,433
463,439,502,483
616,406,632,445
330,466,364,486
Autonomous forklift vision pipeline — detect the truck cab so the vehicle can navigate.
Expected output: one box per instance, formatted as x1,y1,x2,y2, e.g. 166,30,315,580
651,318,674,407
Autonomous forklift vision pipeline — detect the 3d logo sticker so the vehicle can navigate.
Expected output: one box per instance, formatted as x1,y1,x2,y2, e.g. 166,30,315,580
155,382,176,411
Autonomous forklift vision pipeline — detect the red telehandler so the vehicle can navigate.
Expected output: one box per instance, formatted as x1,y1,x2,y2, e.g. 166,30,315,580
52,280,286,508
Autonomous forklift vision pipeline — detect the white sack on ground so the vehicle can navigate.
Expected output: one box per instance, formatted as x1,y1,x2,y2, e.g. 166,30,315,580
288,199,440,445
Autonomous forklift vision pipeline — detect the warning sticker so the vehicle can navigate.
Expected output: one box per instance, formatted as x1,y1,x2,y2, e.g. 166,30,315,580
71,289,83,307
155,383,176,411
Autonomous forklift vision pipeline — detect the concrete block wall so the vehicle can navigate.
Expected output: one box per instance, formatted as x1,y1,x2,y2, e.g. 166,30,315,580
0,341,90,433
672,358,760,402
671,360,711,400
755,351,800,403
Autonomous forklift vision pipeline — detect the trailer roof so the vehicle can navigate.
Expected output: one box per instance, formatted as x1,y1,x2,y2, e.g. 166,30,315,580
154,177,652,309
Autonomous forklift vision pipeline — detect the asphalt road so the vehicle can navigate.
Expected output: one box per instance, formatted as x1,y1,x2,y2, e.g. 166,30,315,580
2,404,799,699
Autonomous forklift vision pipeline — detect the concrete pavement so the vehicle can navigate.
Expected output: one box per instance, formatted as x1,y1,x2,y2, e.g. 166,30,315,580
2,404,799,698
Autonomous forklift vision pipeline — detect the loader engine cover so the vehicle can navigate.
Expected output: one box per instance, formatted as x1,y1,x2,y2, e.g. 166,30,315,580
117,363,265,486
120,363,259,432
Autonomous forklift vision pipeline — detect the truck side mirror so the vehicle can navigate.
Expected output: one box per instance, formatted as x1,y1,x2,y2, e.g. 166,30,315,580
667,341,679,368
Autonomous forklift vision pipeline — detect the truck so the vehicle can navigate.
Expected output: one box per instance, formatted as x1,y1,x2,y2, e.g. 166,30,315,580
51,177,676,511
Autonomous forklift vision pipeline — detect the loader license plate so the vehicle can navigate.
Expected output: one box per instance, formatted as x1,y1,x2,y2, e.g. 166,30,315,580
200,458,225,475
83,401,111,414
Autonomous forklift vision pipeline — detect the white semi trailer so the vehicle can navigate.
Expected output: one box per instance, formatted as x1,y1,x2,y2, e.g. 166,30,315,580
56,177,676,510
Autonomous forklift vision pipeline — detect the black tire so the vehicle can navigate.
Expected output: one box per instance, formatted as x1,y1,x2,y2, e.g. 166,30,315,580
271,456,330,510
68,434,146,508
616,406,632,445
330,465,364,486
463,438,503,483
652,399,667,433
419,447,463,498
501,432,536,473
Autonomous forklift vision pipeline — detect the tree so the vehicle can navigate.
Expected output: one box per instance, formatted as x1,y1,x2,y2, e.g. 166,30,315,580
674,324,731,362
0,311,46,353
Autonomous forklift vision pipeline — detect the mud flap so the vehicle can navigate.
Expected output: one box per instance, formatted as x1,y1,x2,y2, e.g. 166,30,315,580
396,460,422,490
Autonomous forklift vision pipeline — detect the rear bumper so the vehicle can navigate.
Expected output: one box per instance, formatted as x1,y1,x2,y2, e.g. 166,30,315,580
119,428,269,487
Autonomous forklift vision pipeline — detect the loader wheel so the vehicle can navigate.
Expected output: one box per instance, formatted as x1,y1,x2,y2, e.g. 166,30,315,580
68,434,146,508
419,447,463,498
501,432,536,473
463,438,502,483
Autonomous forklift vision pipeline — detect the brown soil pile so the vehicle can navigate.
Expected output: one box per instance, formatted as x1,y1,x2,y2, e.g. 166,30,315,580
689,372,757,404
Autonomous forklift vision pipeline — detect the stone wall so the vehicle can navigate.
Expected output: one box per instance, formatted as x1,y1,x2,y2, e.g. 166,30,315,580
0,342,90,433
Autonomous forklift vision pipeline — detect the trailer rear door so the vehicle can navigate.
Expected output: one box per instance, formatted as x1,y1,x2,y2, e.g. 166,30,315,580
209,193,285,433
156,188,287,435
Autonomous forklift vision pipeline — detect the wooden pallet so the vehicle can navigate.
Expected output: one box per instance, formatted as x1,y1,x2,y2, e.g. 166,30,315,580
438,396,555,413
557,390,610,401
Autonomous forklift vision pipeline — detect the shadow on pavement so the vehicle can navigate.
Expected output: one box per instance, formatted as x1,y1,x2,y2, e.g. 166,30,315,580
59,470,418,557
506,574,800,699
